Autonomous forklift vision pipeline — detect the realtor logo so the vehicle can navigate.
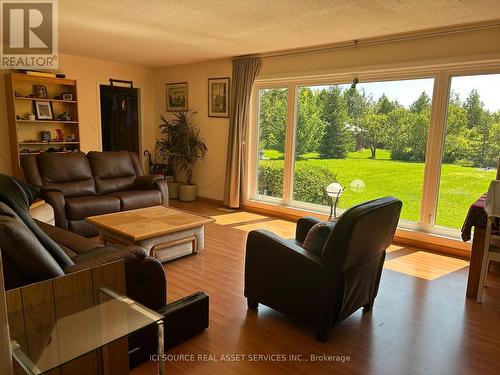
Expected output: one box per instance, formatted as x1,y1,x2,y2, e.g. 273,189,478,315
1,0,58,69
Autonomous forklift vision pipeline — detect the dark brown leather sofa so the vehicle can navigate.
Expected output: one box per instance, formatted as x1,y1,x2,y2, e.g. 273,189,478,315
244,197,402,341
0,174,166,309
21,151,168,237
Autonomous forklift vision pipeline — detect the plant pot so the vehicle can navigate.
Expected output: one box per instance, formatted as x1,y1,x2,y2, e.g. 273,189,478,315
167,181,180,199
179,184,197,202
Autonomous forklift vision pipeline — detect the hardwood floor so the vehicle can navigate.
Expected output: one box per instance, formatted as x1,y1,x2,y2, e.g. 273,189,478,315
131,200,500,375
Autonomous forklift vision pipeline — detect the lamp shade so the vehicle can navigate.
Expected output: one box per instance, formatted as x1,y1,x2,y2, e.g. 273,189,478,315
326,182,343,197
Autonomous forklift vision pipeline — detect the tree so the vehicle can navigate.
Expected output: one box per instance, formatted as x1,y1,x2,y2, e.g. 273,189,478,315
464,89,483,129
344,87,372,125
360,113,387,159
410,91,431,113
318,86,354,159
376,94,396,114
442,100,469,164
385,108,429,162
258,88,287,153
464,89,493,167
295,88,325,156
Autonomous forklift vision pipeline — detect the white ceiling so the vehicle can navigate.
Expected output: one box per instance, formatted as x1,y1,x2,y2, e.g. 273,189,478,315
59,0,500,67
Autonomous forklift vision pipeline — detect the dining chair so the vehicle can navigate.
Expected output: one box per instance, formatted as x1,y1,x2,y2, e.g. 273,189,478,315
476,180,500,303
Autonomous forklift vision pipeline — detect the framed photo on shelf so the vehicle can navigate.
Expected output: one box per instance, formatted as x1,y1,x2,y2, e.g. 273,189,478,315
166,82,188,111
35,101,53,120
33,85,48,98
208,78,230,117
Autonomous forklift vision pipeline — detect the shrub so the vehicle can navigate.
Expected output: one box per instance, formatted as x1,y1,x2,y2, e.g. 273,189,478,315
293,164,337,205
257,161,284,197
257,161,336,205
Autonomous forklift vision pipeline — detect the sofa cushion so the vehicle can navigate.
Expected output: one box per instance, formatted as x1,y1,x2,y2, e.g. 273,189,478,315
88,151,137,194
0,209,65,289
302,221,335,255
108,190,162,211
65,195,121,220
36,152,96,197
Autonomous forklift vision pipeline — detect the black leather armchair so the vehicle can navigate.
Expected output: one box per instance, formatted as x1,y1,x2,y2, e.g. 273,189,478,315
244,196,402,341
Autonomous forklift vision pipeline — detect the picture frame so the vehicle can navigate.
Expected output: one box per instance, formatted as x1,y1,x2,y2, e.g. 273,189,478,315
62,93,73,101
33,85,48,99
166,82,188,111
35,101,53,120
208,78,230,118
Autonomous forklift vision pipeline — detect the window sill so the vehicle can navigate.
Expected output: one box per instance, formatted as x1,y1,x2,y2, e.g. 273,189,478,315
242,199,472,259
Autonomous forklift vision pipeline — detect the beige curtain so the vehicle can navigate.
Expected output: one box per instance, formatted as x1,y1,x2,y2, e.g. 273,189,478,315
223,57,261,207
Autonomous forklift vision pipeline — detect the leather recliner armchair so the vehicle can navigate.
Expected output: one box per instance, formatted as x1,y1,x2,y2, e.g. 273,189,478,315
244,196,402,341
21,151,168,237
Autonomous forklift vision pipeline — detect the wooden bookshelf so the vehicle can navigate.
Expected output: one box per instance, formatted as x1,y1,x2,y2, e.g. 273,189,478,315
4,72,80,177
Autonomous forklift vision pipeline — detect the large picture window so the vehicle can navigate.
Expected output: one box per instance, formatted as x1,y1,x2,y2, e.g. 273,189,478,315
435,74,500,229
255,87,288,200
291,79,434,223
250,68,500,236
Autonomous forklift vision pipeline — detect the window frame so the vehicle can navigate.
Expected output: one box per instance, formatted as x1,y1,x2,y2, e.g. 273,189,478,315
246,62,500,240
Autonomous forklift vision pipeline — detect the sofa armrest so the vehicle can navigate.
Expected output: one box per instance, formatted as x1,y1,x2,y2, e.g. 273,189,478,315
295,216,322,244
36,219,102,255
246,229,327,271
134,175,169,205
126,257,167,310
41,190,68,230
65,247,167,310
134,175,164,189
64,246,147,273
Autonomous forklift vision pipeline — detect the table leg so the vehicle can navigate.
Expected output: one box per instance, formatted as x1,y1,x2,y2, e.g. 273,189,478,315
466,226,486,299
157,320,164,375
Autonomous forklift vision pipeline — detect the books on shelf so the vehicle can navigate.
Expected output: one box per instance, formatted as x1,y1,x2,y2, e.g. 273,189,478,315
17,70,66,78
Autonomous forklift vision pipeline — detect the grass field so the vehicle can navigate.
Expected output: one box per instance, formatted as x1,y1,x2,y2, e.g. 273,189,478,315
261,149,495,229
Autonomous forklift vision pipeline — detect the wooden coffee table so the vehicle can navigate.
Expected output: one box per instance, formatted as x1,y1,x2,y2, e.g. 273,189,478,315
86,206,215,262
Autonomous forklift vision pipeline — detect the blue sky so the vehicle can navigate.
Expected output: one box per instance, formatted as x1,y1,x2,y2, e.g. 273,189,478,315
309,74,500,112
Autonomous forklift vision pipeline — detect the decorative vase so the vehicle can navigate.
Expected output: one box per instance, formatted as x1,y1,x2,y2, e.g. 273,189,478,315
167,181,180,199
179,184,197,202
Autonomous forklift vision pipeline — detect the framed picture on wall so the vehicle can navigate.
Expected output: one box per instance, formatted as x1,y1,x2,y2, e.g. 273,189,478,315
34,101,53,120
208,77,230,117
166,82,188,111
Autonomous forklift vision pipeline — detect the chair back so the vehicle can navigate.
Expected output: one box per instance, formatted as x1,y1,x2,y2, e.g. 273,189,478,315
321,196,402,271
485,180,500,219
320,196,401,322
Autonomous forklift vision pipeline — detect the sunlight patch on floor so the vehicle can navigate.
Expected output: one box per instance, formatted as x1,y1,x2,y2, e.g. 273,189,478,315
233,219,296,239
387,244,406,253
384,251,469,280
212,212,270,225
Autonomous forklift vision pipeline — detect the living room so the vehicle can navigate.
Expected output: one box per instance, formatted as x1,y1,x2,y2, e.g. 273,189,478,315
1,1,500,374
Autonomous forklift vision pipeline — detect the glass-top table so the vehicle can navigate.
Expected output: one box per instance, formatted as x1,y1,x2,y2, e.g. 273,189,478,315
11,287,165,375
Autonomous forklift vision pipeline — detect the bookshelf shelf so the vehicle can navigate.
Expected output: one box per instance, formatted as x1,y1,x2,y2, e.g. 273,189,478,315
5,72,80,177
17,120,79,124
15,97,77,104
19,142,80,145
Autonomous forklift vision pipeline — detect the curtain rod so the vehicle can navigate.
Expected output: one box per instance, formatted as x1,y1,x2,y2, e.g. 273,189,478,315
236,20,500,61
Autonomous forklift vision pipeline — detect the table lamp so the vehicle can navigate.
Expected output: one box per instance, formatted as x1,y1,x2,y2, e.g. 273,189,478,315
325,182,344,221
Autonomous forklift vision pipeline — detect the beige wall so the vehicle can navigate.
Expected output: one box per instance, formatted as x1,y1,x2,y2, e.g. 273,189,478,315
0,53,155,175
154,59,232,201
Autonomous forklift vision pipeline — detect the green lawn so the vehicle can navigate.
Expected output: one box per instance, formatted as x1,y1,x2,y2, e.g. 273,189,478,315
260,148,495,229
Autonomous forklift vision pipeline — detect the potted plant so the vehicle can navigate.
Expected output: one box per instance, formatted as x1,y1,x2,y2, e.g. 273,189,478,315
156,115,182,198
156,111,207,201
